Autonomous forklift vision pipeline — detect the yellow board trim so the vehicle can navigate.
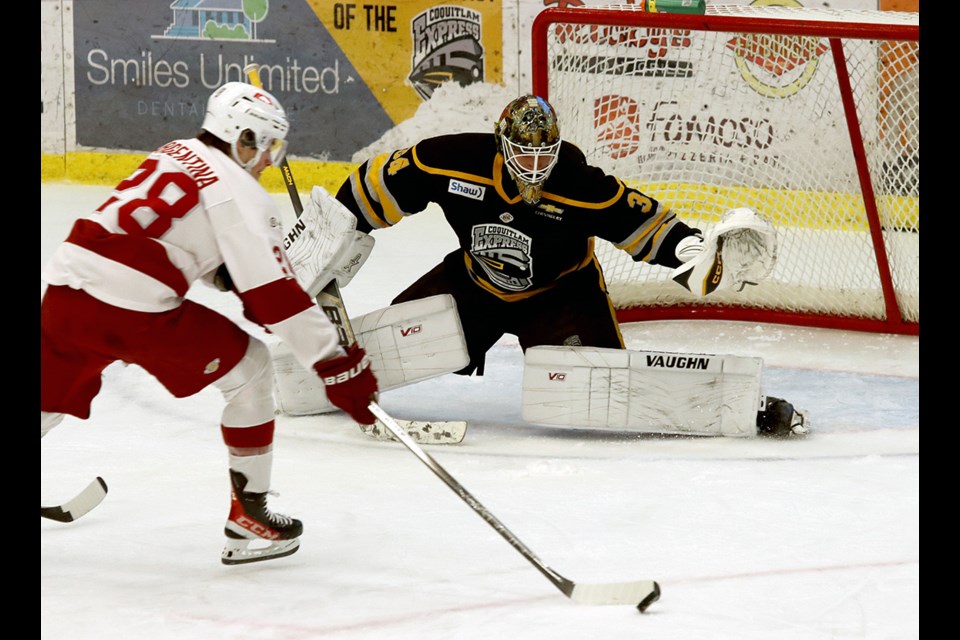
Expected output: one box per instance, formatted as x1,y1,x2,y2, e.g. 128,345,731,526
41,152,358,196
40,155,917,233
632,181,919,232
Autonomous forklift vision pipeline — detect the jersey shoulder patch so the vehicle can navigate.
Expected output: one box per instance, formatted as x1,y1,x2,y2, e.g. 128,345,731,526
413,133,497,179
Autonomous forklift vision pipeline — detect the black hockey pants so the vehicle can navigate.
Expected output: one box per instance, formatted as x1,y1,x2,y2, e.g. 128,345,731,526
392,250,625,376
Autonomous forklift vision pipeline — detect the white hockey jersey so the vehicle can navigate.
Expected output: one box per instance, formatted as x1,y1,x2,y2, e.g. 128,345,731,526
43,138,343,370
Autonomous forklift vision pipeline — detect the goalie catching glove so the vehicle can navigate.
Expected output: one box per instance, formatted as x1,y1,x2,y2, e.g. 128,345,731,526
671,207,777,298
314,344,378,425
285,185,375,296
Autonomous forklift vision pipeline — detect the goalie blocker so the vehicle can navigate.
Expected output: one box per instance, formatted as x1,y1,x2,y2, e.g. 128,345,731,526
284,185,376,296
521,346,807,437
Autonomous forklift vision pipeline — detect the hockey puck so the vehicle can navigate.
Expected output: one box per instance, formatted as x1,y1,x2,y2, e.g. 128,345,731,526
636,581,661,613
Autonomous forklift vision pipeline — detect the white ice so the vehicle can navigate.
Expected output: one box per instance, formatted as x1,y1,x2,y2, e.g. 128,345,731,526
41,182,919,640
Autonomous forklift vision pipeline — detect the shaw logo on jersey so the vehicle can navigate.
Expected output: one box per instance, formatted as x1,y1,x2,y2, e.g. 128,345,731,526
448,179,485,201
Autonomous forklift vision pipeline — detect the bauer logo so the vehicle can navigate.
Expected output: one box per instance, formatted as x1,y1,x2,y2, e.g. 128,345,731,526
448,179,485,201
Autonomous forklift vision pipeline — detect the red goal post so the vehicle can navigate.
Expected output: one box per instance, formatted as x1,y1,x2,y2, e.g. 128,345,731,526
532,4,919,335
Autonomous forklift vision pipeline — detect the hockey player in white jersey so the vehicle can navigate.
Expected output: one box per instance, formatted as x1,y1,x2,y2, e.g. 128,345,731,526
40,82,380,564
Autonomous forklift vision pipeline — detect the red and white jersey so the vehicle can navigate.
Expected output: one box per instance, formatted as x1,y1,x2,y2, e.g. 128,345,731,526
43,138,343,369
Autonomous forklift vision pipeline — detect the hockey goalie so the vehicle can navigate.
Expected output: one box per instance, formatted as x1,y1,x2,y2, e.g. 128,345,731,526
274,94,809,440
275,193,805,440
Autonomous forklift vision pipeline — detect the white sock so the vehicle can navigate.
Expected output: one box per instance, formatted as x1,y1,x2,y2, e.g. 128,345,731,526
229,450,273,494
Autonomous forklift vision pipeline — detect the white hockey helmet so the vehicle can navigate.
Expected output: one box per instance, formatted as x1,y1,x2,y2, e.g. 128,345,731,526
201,81,289,173
495,95,561,204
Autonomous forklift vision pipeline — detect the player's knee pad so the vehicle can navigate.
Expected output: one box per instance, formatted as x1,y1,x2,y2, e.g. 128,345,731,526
215,338,276,428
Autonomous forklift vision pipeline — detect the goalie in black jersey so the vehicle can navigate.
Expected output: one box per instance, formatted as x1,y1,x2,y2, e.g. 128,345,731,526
327,94,808,438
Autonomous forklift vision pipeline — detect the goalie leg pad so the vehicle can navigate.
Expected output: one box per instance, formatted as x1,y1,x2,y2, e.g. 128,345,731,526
521,346,763,437
273,294,470,415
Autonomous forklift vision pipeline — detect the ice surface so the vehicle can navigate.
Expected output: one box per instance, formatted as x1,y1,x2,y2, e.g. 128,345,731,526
41,182,918,640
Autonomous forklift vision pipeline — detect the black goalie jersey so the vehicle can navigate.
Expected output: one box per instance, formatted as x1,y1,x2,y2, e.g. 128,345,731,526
336,133,698,302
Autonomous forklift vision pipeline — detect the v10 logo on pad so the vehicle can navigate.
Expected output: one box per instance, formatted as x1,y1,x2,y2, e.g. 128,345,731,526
400,325,422,337
448,179,485,201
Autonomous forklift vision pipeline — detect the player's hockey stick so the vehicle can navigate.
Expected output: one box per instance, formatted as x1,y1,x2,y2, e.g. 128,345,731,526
243,63,355,346
40,477,108,523
368,402,661,611
242,65,465,444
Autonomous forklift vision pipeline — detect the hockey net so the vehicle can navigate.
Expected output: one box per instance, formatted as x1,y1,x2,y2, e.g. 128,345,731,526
532,4,919,334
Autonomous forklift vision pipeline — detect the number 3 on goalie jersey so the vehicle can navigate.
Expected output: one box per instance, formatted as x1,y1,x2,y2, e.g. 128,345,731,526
626,192,654,213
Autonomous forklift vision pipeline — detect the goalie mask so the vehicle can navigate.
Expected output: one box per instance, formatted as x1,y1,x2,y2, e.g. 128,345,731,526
495,95,561,205
202,81,289,175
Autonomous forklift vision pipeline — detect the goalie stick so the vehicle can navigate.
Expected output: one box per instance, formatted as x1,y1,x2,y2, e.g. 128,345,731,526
40,477,108,523
243,63,355,347
360,417,467,445
368,402,661,611
243,64,466,444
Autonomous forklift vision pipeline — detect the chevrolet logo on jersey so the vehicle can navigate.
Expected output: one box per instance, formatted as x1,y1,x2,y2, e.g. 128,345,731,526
539,203,564,215
535,202,564,221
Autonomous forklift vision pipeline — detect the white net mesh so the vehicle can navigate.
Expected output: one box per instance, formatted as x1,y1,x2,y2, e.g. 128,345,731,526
535,4,919,330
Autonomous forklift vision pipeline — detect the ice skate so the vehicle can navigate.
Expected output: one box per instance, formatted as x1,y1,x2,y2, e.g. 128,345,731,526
757,396,810,437
222,470,302,565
